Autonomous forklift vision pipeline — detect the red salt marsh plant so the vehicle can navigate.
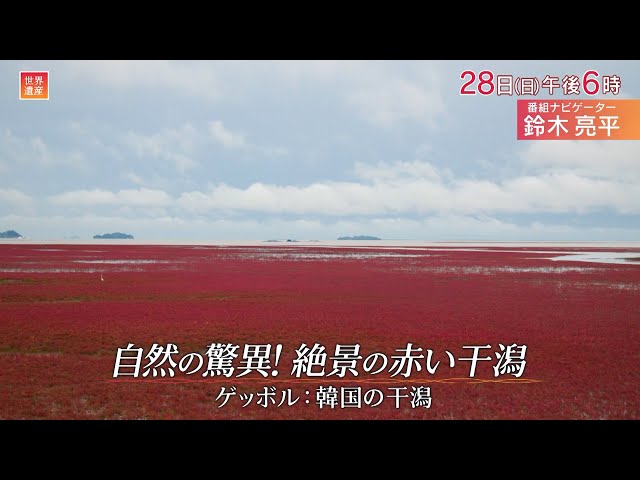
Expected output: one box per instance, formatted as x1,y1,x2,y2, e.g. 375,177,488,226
1,244,638,419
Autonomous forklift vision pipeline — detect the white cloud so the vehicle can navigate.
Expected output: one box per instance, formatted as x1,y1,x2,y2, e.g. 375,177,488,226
0,188,32,206
177,61,447,130
49,188,172,207
123,124,199,173
354,160,444,182
44,150,640,218
348,77,446,129
30,62,452,137
57,60,221,101
521,140,640,180
258,61,448,130
265,60,358,83
209,121,247,149
69,121,123,161
208,120,287,157
121,120,286,173
124,172,144,185
171,153,198,173
0,129,86,170
173,161,640,216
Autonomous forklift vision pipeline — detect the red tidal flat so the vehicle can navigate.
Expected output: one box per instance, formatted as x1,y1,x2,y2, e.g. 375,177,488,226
1,244,638,419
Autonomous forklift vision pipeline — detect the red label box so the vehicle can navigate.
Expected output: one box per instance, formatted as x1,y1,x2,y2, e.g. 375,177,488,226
19,71,49,100
517,99,640,140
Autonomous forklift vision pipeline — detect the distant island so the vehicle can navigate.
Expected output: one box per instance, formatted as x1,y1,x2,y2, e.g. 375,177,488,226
0,230,23,239
337,235,381,240
93,232,134,239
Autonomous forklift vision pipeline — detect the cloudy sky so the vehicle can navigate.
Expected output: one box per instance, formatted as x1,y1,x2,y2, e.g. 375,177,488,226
1,60,639,240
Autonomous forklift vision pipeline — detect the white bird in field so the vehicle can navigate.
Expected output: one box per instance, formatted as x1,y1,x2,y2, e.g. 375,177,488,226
100,274,104,282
